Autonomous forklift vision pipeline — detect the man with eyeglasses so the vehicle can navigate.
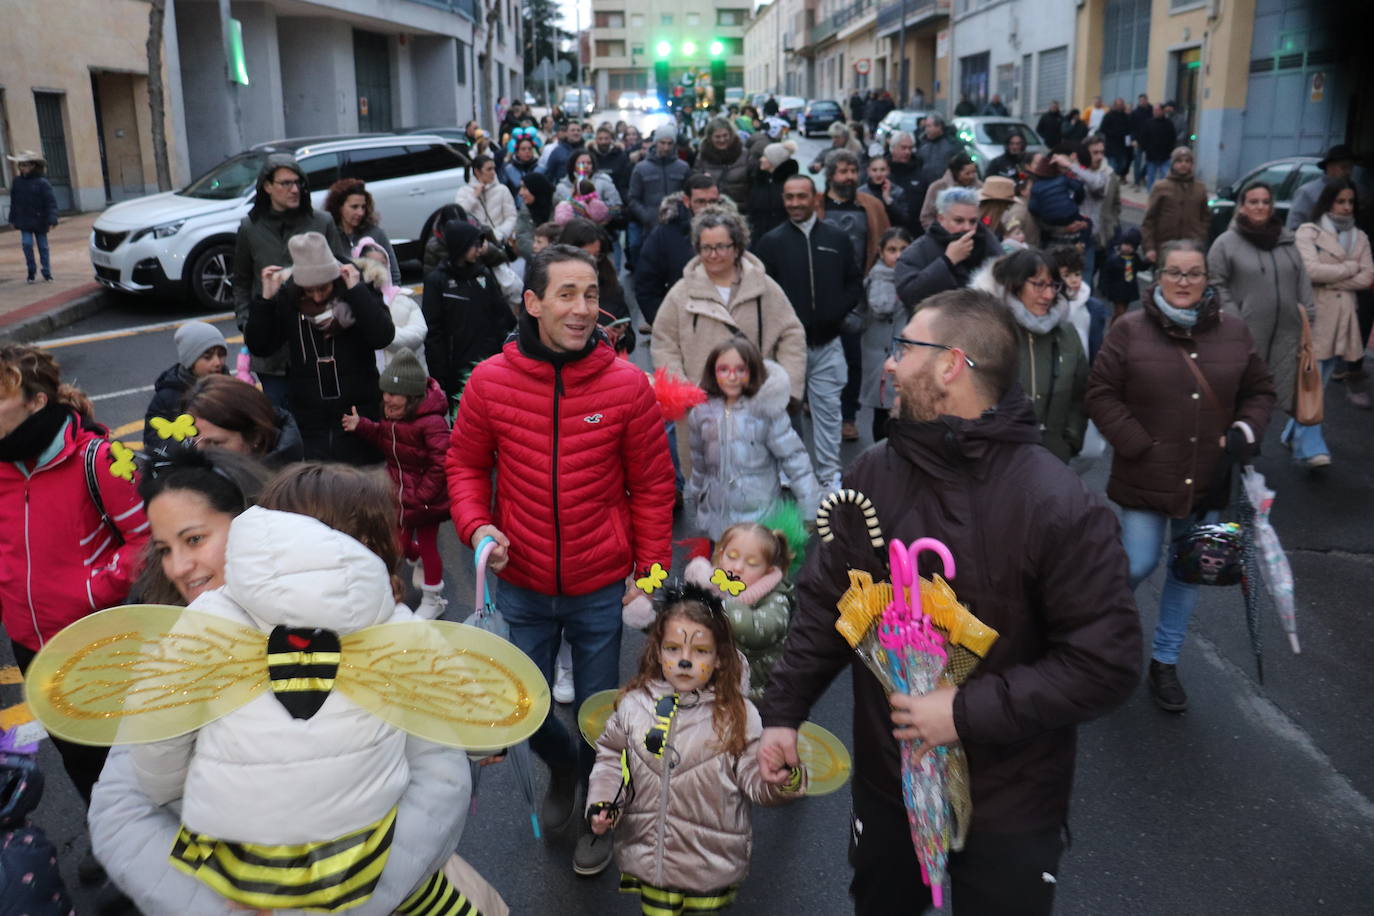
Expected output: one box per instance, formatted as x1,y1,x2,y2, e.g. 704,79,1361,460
758,287,1141,916
233,153,349,410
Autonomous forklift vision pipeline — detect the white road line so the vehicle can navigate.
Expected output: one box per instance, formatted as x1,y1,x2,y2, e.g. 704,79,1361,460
35,312,236,349
90,384,155,402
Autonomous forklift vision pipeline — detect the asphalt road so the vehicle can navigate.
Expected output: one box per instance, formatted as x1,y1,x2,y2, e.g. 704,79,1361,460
8,123,1374,915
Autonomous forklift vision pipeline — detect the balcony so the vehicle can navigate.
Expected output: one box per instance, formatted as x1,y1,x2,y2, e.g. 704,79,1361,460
875,0,949,37
407,0,480,20
809,0,876,45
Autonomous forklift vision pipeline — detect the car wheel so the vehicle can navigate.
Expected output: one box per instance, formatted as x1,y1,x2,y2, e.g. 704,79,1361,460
188,242,235,311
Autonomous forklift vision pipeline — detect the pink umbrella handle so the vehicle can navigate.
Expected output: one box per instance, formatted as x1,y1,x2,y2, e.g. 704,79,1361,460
908,537,956,581
889,539,914,621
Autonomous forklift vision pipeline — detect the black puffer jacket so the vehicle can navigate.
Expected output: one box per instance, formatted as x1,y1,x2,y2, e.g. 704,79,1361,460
760,389,1142,832
892,219,1002,309
747,158,799,241
422,222,515,402
753,217,864,347
143,363,200,453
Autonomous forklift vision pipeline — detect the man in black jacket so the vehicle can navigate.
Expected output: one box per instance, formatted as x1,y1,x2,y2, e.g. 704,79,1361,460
422,220,515,406
1129,93,1153,188
589,125,632,202
985,131,1027,180
885,131,926,237
1099,97,1132,177
893,185,1001,309
758,288,1141,916
1141,105,1178,190
633,175,721,327
754,174,863,488
1036,100,1063,147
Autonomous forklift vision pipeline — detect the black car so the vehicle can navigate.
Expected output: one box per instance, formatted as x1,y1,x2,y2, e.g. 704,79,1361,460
803,100,844,138
1207,155,1322,241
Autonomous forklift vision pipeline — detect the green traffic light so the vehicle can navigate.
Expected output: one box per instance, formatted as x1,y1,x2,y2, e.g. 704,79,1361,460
656,40,671,58
682,40,696,57
709,40,724,57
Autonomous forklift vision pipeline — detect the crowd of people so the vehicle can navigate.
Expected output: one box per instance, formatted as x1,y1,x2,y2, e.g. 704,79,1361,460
1,95,1371,916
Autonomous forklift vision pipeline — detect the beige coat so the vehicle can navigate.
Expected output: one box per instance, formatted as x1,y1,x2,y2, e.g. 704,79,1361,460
651,251,808,401
1295,220,1374,362
587,682,803,892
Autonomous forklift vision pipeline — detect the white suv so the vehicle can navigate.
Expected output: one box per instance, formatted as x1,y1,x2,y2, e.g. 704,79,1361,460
89,134,467,310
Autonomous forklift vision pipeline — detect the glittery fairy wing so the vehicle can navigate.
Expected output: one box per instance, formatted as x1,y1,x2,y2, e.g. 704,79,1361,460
23,605,269,746
336,621,550,753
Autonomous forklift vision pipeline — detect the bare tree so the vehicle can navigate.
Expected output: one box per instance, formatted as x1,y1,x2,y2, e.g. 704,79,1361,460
478,0,501,127
145,0,173,191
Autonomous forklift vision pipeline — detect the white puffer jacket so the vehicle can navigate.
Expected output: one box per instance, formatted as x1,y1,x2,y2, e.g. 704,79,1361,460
130,507,413,845
455,178,518,241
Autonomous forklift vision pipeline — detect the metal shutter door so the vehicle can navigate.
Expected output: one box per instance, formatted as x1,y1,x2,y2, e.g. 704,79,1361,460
1036,46,1068,112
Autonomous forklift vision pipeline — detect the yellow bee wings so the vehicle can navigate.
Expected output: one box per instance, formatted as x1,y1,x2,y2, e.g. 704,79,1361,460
23,605,550,752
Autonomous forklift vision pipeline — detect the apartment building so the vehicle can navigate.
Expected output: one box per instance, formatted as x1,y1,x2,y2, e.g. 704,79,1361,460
590,0,750,107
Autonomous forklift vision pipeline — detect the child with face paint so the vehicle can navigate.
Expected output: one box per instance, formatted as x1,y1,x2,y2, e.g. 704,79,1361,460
585,584,806,912
684,523,797,701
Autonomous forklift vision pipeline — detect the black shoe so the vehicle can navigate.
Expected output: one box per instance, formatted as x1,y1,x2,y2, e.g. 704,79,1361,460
43,274,53,282
1148,660,1187,713
541,767,579,834
573,829,614,876
79,846,108,885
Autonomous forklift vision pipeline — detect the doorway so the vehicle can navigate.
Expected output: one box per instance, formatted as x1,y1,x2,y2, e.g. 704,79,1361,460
32,91,74,211
91,72,148,203
1171,46,1200,144
353,31,393,132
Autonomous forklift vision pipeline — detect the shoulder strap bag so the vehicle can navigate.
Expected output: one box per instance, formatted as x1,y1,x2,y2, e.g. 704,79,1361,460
1294,304,1324,426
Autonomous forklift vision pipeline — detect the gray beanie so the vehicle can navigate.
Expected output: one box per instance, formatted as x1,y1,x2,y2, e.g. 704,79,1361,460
174,321,228,370
655,124,678,143
287,231,341,287
379,348,427,397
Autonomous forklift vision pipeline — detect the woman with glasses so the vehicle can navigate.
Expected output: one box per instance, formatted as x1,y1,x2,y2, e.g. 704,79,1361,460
1086,239,1275,713
970,248,1088,461
650,208,807,409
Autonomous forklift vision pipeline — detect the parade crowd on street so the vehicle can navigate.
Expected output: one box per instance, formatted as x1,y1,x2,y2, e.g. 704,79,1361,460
1,92,1371,916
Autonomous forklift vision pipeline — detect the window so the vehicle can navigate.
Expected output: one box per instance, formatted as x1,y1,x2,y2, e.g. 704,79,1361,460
630,13,644,27
344,146,438,183
661,14,673,25
1280,162,1321,201
631,43,645,57
456,38,467,85
722,37,743,55
298,153,340,191
596,40,626,57
686,12,700,26
594,11,625,28
717,9,747,26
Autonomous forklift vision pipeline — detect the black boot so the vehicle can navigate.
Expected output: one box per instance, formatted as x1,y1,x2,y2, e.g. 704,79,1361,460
541,766,579,833
1148,660,1188,713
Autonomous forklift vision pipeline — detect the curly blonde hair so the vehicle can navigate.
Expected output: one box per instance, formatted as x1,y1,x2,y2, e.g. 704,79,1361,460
0,345,93,419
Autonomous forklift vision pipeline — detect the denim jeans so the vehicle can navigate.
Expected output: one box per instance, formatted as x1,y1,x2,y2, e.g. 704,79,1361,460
1133,146,1148,186
1144,159,1169,191
20,229,52,278
1109,150,1131,178
1281,357,1336,460
1120,507,1219,664
497,578,625,781
806,337,847,486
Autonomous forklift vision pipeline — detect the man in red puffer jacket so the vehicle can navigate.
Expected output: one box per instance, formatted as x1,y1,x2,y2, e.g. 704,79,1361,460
446,244,675,876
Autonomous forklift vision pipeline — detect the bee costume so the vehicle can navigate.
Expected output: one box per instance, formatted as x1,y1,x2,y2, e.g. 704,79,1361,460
25,507,548,913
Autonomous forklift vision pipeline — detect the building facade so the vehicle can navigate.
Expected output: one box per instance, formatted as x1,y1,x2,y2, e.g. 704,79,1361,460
591,0,750,108
744,0,817,98
946,0,1078,121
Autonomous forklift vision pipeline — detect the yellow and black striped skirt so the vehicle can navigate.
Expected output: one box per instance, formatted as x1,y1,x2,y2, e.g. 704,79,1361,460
619,873,739,915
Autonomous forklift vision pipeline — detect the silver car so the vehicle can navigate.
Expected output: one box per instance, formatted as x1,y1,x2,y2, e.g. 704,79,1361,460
950,117,1047,176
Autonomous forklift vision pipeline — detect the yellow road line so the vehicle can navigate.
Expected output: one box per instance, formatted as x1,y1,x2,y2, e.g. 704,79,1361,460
0,665,21,685
111,420,143,438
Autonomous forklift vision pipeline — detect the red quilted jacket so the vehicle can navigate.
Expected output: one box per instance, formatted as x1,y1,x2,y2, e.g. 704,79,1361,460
446,324,675,596
0,411,149,651
351,378,452,528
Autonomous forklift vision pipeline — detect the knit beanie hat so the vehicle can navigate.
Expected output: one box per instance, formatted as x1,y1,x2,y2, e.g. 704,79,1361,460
174,321,228,370
287,232,341,287
655,125,677,143
763,141,795,169
379,348,427,397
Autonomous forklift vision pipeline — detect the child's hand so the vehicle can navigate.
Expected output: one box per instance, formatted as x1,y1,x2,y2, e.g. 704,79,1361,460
341,406,361,432
588,804,618,835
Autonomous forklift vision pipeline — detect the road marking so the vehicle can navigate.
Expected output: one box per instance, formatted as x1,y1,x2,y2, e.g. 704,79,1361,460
91,384,155,402
36,312,235,349
110,420,144,438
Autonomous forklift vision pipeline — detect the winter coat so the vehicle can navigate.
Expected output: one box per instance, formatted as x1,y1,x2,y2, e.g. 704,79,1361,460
685,360,821,541
970,263,1089,461
760,389,1142,832
1004,199,1041,249
753,218,864,347
651,252,807,402
858,181,908,229
455,179,518,241
1036,111,1063,147
1090,165,1122,250
502,155,541,197
0,411,149,650
746,157,799,241
6,173,59,232
1086,288,1276,518
1294,220,1374,362
1128,104,1154,147
693,135,751,204
683,557,795,701
244,272,395,465
629,151,692,227
541,140,584,185
915,133,962,187
1209,222,1313,412
343,223,401,285
634,194,697,326
1140,171,1208,256
129,508,412,847
859,260,902,409
554,195,611,225
587,682,802,893
918,172,981,231
554,172,623,218
350,379,451,528
1063,281,1109,366
1,753,75,916
421,260,515,402
1101,250,1142,306
446,315,676,597
892,219,1002,309
144,363,212,453
513,207,536,262
1100,109,1131,157
1141,117,1177,163
355,256,427,371
590,143,633,199
986,152,1023,181
265,407,305,467
886,157,927,232
816,191,892,273
1028,172,1084,227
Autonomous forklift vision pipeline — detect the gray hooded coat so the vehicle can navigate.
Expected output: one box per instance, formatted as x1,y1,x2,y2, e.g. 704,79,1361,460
686,360,822,541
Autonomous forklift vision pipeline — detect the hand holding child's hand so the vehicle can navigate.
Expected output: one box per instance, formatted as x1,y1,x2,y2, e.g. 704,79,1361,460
341,406,361,432
590,808,616,836
759,727,801,785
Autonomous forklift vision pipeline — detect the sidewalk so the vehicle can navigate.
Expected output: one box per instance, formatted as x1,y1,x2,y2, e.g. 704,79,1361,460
0,211,107,341
1120,181,1148,211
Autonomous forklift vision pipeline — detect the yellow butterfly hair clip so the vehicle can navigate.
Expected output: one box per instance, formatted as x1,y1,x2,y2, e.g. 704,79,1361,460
150,414,199,442
710,567,746,598
635,563,668,595
108,441,138,482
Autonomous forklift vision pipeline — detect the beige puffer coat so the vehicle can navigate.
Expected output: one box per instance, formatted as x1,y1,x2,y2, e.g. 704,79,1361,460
650,251,807,401
1295,219,1373,362
587,681,804,892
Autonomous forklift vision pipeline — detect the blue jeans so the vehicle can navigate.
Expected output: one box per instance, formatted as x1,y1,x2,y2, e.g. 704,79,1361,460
1120,507,1219,665
1133,147,1148,186
20,230,51,278
1144,159,1169,191
1281,357,1336,460
665,420,684,492
497,578,625,781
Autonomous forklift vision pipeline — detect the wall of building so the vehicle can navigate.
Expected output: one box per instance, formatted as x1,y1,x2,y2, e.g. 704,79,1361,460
948,0,1078,120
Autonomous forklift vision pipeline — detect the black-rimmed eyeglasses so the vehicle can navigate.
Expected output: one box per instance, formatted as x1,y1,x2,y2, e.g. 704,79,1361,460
891,336,976,368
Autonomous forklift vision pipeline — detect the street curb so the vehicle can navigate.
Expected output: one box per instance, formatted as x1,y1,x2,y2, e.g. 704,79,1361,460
0,282,107,345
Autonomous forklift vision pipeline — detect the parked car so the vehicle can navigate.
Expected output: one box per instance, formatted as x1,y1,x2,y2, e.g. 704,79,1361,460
874,109,932,147
639,93,663,112
802,100,844,137
89,135,467,310
949,117,1047,176
1207,155,1323,241
562,88,596,115
776,96,807,127
724,87,745,107
617,91,641,110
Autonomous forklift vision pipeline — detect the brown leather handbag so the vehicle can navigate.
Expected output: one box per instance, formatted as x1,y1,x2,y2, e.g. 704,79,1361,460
1295,305,1324,426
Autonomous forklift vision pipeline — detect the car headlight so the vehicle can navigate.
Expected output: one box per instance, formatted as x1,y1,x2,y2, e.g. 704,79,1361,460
131,219,187,242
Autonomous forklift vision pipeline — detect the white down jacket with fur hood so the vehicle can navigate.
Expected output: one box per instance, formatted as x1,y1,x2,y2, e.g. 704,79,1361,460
686,359,821,540
130,506,413,844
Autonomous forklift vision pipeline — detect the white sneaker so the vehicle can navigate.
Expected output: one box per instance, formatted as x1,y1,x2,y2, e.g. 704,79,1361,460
554,664,575,704
416,583,448,619
411,561,425,589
